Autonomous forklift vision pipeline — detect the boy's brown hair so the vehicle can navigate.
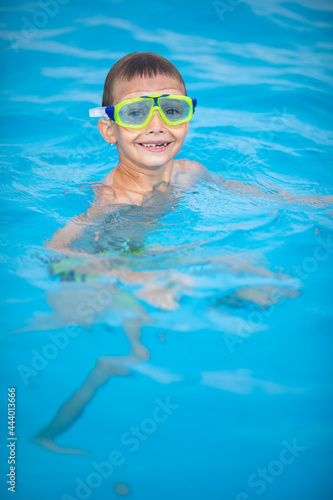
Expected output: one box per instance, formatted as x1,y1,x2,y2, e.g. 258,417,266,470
102,52,186,106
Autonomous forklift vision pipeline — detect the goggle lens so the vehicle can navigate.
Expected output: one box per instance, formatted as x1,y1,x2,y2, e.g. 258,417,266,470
118,100,151,125
159,98,191,123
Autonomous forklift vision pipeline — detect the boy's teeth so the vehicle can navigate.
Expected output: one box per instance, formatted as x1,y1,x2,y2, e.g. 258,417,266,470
142,143,168,148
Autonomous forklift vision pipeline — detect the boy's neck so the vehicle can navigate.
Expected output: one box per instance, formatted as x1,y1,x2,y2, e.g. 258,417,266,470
113,159,174,195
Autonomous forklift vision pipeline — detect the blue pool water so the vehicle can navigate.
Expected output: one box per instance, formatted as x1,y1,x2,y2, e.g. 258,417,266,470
1,1,333,499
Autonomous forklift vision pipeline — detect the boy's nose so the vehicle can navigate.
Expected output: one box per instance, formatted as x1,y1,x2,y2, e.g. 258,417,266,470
146,109,167,133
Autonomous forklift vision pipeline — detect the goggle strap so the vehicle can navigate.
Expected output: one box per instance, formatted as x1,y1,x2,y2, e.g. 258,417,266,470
89,107,108,118
105,106,115,121
88,106,115,120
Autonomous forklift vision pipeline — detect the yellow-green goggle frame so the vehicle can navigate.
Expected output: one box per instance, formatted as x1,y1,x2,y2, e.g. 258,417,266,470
89,94,197,129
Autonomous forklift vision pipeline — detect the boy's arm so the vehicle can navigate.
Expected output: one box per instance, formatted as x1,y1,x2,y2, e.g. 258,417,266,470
45,215,88,255
178,160,332,208
211,173,333,207
45,184,117,255
181,160,332,207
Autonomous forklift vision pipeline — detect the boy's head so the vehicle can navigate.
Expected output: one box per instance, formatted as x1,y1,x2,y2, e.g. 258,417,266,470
98,52,192,171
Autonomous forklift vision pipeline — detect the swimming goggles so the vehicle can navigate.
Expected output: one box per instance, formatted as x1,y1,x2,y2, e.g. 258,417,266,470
89,94,197,128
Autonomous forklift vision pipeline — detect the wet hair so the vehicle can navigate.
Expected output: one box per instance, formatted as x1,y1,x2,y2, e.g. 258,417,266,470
102,52,186,106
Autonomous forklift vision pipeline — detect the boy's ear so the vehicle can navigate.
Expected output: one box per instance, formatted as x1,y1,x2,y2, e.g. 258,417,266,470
98,119,117,145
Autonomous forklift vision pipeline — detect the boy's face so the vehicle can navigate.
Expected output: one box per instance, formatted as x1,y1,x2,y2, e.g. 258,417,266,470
98,74,190,171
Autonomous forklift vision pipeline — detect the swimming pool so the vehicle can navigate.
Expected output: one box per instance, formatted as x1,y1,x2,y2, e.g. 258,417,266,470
1,0,333,499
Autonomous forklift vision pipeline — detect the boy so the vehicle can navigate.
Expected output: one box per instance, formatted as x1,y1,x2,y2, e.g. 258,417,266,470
35,53,206,450
47,52,208,254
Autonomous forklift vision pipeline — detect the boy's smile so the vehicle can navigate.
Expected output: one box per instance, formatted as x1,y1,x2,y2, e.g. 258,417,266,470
137,141,172,152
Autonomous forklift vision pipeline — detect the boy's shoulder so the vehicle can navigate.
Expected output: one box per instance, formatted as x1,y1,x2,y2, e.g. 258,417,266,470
172,159,210,184
173,158,206,173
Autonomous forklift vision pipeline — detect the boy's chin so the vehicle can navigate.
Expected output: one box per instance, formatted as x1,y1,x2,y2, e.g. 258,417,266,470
138,157,174,169
132,150,177,168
